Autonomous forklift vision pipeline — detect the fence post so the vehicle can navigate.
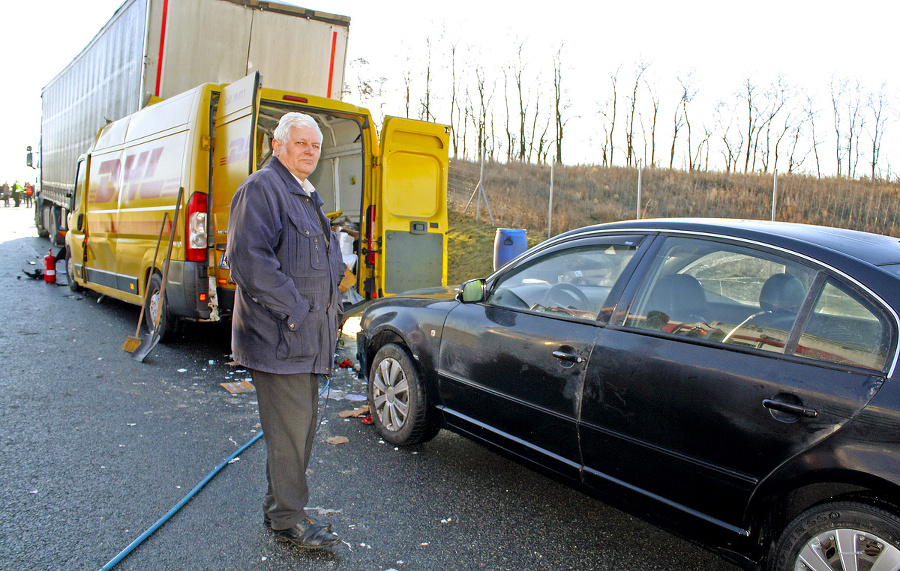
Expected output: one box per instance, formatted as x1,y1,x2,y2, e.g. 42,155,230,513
772,169,778,221
636,161,642,219
548,161,554,238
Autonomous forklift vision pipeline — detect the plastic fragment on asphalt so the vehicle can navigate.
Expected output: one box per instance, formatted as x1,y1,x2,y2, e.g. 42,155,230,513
338,405,370,418
221,381,255,394
326,436,349,445
177,368,187,373
307,507,342,516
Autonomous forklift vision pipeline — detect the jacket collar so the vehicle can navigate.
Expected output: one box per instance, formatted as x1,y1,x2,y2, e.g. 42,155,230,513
270,156,324,208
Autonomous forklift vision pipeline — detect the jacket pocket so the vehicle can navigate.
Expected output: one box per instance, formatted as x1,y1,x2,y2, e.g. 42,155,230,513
276,317,317,361
286,212,327,275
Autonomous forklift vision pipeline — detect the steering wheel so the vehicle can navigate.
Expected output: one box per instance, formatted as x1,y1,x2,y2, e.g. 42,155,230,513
541,283,590,310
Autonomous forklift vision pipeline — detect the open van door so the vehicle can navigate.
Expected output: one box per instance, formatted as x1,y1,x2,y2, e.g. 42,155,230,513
375,117,450,296
210,72,261,303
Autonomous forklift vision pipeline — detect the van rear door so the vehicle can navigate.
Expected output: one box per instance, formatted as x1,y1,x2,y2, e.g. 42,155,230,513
376,117,450,296
210,72,261,300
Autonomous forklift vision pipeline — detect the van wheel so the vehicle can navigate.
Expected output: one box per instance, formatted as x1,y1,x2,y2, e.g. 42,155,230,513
768,501,900,571
65,248,82,292
368,343,439,446
144,273,178,342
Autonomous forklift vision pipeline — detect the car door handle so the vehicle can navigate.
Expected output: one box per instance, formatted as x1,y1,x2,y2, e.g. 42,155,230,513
552,350,585,364
762,398,818,418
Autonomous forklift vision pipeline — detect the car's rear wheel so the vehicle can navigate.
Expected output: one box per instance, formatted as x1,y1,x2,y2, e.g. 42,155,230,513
768,501,900,571
368,343,438,446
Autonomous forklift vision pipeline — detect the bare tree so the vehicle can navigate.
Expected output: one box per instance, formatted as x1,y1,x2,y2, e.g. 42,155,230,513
448,42,461,158
502,69,515,162
552,46,568,164
830,76,846,176
805,97,823,178
759,77,789,173
600,67,620,166
626,61,649,168
473,65,494,161
646,78,660,167
678,73,698,171
514,44,529,161
868,83,889,179
742,78,762,172
418,38,434,122
669,98,683,170
715,100,743,173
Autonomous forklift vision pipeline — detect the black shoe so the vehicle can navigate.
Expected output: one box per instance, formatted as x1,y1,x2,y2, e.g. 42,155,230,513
264,513,332,532
273,519,340,549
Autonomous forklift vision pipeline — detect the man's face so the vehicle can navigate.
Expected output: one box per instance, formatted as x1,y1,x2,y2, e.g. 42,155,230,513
273,125,322,181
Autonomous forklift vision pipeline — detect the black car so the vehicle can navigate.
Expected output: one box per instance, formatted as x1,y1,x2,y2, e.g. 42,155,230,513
356,218,900,571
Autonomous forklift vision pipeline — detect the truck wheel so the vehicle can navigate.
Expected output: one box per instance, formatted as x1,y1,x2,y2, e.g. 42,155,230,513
768,501,900,571
144,273,178,342
367,343,439,446
49,207,63,246
35,205,49,238
65,248,82,292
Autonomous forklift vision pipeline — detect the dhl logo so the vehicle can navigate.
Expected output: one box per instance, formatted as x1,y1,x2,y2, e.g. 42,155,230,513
218,135,251,167
90,146,181,204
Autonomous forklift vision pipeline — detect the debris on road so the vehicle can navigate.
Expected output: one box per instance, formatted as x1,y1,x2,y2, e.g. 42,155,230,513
338,404,369,419
221,381,255,394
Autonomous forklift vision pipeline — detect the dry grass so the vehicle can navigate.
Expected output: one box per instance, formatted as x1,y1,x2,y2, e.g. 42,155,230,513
448,159,900,238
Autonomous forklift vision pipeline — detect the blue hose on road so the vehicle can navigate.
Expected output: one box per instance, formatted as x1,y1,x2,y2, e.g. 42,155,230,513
99,430,264,571
99,376,333,570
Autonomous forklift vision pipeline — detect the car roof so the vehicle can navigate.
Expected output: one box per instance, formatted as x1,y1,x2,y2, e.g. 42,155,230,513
566,218,900,268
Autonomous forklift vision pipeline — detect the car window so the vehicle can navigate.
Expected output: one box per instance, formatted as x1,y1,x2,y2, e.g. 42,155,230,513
486,238,642,321
625,237,816,354
797,279,891,371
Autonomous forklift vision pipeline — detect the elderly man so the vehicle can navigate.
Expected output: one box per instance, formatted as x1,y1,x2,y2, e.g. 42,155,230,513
227,112,345,549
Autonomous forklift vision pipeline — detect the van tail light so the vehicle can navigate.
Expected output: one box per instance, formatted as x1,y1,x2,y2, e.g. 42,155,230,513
186,192,208,262
365,205,376,267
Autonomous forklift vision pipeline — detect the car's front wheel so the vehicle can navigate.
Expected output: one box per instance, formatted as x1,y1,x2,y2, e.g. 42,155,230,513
368,343,438,446
769,501,900,571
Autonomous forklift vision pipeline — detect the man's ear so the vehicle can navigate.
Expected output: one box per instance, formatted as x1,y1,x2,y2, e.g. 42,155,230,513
271,139,281,155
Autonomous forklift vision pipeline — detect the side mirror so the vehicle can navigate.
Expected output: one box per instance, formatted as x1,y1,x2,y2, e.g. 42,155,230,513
25,146,33,168
458,279,486,303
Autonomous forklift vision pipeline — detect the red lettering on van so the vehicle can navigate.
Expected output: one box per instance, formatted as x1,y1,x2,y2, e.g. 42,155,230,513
93,159,121,203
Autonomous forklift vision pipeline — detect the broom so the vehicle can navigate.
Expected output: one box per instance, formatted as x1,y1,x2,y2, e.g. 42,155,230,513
123,213,168,352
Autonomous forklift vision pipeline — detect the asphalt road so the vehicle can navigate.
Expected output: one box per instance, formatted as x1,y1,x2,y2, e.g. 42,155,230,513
0,205,739,570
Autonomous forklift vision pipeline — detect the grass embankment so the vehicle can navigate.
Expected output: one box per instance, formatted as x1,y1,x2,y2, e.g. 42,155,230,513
447,209,542,285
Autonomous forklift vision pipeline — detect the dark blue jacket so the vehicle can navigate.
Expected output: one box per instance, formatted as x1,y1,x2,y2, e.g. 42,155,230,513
227,157,345,375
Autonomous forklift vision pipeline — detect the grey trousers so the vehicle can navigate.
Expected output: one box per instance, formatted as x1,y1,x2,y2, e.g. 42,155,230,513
251,369,319,530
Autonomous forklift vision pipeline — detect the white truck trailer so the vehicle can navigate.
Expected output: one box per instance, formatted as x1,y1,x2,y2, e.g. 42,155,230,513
33,0,349,243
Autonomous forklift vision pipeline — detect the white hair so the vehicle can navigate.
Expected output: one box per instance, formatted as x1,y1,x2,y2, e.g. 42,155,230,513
273,112,322,145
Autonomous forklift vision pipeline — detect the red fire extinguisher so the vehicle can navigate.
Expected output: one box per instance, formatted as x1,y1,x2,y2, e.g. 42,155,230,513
44,249,56,284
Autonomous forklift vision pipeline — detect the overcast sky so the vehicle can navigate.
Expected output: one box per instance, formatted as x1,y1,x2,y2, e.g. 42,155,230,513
1,0,895,181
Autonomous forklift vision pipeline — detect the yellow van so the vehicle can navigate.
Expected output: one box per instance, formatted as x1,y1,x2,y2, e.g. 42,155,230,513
66,72,450,338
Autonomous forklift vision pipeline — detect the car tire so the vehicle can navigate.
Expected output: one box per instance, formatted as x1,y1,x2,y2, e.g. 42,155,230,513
144,272,178,342
768,501,900,571
65,248,82,292
368,343,438,446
